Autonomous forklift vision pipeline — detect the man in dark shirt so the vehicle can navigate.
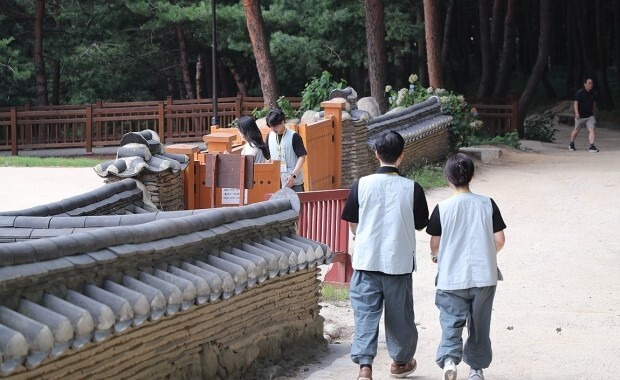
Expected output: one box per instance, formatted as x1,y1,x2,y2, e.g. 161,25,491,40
569,78,598,153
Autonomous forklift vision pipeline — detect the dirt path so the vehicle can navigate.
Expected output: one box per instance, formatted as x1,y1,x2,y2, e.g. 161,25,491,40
0,125,618,379
283,123,620,380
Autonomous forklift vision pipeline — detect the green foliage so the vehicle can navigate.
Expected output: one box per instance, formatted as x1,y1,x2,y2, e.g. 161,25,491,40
320,284,349,302
468,132,521,149
252,96,299,120
0,37,35,105
0,156,103,167
300,71,346,112
524,110,558,142
405,164,447,190
385,75,482,149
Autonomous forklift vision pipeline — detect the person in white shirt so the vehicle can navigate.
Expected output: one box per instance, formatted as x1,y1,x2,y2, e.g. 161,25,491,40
265,109,307,192
237,116,270,163
341,131,429,380
426,153,506,380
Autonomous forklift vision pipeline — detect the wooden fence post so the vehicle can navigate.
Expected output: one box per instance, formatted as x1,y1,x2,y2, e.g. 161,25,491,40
158,101,165,144
510,96,520,135
165,144,200,210
85,105,93,154
321,99,346,189
235,94,242,119
10,107,17,156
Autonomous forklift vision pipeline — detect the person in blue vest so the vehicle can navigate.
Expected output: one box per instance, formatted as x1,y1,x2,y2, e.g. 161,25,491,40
341,131,429,380
265,109,307,192
569,78,598,152
426,153,506,380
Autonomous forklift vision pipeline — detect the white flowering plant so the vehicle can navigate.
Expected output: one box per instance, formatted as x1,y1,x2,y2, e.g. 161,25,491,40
385,74,482,149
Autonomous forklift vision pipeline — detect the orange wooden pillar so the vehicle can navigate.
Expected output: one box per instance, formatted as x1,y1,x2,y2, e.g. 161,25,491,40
321,99,346,189
166,144,200,210
203,133,235,153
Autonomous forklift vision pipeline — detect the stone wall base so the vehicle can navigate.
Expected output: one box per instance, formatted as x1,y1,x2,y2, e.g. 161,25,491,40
10,269,323,380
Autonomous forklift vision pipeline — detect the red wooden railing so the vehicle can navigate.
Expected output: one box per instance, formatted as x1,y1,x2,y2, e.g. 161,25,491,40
297,189,353,286
0,95,301,155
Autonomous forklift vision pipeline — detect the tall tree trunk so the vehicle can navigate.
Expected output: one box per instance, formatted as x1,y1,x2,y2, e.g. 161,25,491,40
596,0,614,108
167,75,175,98
616,0,620,77
415,0,429,87
493,0,516,97
451,4,470,93
364,0,389,113
34,0,48,106
574,0,607,107
217,58,233,97
51,0,61,105
441,0,454,67
423,0,443,88
568,4,585,92
51,59,60,105
518,0,551,136
176,25,195,99
565,3,575,97
477,0,493,98
490,0,506,61
226,62,249,96
195,55,203,99
243,0,278,109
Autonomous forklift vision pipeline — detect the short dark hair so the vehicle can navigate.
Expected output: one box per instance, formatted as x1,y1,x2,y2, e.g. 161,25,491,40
444,153,474,186
266,109,285,127
374,131,405,164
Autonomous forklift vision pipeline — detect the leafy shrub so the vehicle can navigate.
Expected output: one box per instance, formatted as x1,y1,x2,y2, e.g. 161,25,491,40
468,131,521,149
300,71,347,112
252,96,299,120
524,110,558,142
385,74,481,149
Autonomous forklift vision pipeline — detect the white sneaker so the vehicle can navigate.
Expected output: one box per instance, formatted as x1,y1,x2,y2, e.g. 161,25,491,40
443,358,457,380
469,368,485,380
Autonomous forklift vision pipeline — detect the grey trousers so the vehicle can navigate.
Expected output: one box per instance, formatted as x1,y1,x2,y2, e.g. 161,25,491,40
435,286,496,370
350,270,418,366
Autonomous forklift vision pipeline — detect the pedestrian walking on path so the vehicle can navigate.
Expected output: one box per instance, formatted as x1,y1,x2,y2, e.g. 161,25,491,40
569,78,599,152
341,131,429,380
426,153,506,380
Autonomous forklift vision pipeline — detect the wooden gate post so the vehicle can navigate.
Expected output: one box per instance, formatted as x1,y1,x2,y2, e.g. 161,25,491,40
321,99,346,189
10,107,17,156
166,144,200,210
158,101,166,144
85,105,93,154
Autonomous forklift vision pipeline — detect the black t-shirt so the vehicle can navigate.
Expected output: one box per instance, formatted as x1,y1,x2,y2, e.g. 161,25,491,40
341,166,429,231
575,89,597,118
426,198,506,236
265,132,307,157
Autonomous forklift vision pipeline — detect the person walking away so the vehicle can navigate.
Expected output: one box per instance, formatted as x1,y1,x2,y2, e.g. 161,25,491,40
237,116,270,163
341,131,429,380
569,78,599,152
426,153,506,380
265,109,307,192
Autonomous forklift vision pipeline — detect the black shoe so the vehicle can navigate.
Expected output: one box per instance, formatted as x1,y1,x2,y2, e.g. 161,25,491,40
588,144,599,153
569,142,576,151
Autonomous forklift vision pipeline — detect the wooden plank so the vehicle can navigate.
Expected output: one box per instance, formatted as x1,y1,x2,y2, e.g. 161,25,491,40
10,107,17,155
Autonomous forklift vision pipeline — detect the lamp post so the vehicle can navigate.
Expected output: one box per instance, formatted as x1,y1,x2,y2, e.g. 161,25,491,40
211,0,219,126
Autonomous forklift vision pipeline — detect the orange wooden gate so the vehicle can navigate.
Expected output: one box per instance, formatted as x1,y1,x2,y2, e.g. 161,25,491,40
297,118,335,191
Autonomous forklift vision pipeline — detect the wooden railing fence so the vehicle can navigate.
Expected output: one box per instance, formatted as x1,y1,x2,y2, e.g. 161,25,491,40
471,96,519,136
0,96,301,155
